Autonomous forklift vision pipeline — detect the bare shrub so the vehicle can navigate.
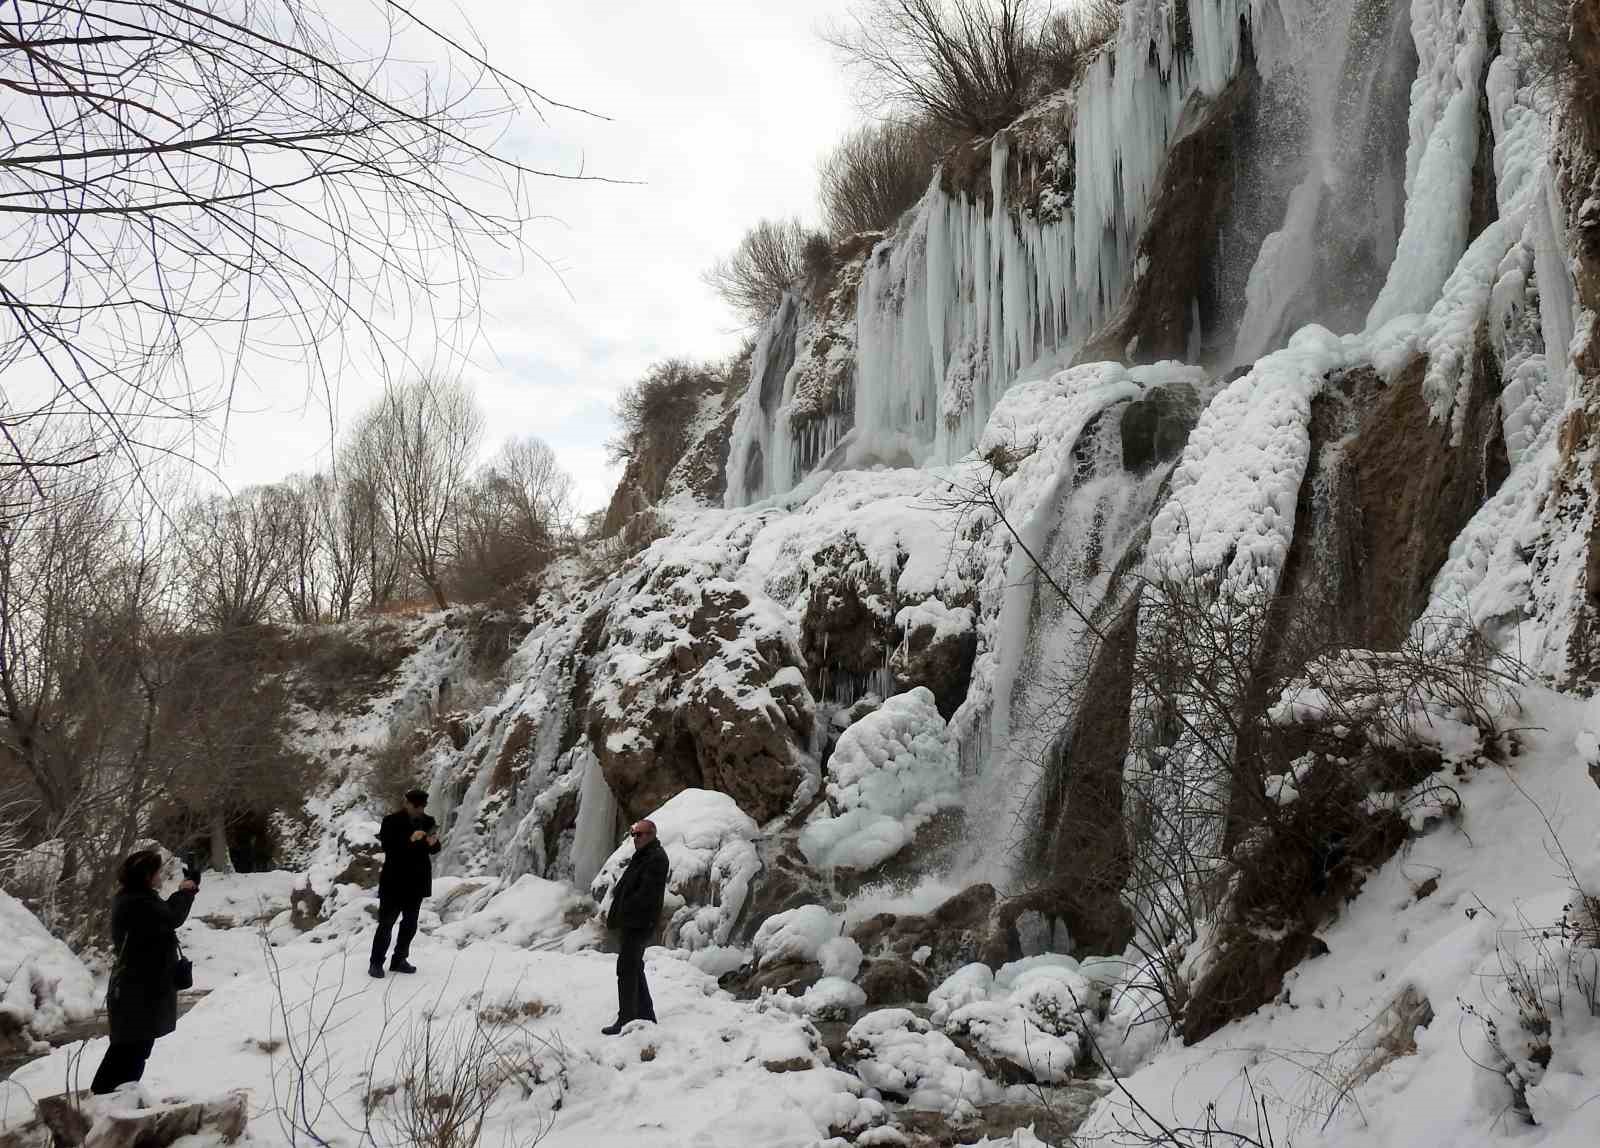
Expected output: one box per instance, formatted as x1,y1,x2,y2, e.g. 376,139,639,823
376,1011,562,1148
703,219,825,326
607,360,717,467
476,996,556,1026
368,728,432,801
450,436,575,602
1029,0,1120,97
825,0,1040,135
819,119,946,236
1513,0,1600,143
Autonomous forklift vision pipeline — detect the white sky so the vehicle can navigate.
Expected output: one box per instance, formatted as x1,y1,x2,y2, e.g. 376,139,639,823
212,0,858,514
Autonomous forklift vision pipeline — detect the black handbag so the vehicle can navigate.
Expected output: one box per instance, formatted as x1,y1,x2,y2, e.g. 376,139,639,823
173,937,194,991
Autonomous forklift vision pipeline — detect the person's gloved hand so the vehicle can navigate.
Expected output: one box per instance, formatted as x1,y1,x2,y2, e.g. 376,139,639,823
181,859,202,887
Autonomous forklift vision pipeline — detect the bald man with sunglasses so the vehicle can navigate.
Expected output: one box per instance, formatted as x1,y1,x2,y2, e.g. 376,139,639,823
601,819,669,1035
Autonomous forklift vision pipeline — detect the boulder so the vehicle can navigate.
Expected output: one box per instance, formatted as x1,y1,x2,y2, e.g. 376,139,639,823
719,959,825,1000
849,884,1016,985
858,958,933,1006
586,576,816,824
888,602,978,721
34,1095,92,1147
288,883,324,931
84,1093,248,1148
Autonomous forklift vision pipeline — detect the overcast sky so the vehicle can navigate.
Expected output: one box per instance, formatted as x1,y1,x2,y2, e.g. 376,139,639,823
211,0,858,513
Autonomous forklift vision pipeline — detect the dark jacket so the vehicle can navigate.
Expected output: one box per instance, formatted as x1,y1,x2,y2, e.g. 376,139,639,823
106,886,196,1044
377,810,441,901
606,838,669,933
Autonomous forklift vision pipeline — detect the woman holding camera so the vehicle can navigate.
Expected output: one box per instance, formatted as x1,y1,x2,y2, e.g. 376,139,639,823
89,850,199,1095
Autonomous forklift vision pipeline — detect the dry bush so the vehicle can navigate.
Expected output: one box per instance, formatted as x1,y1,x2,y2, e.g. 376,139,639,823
607,359,718,467
476,997,556,1026
819,119,946,236
377,1012,561,1148
825,0,1040,136
1514,0,1600,143
1029,0,1119,97
368,727,432,801
703,218,825,326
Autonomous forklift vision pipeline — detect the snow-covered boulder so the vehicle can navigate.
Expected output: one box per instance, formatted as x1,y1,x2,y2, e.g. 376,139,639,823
434,875,589,949
937,955,1096,1084
591,789,761,949
841,1008,1002,1115
586,566,819,825
799,687,961,871
753,905,843,967
0,890,95,1042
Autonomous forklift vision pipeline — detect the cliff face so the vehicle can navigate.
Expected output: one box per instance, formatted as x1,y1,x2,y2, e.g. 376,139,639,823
364,0,1600,1093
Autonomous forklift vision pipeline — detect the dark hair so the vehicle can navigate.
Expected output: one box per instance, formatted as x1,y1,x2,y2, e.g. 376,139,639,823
118,850,164,892
404,788,428,807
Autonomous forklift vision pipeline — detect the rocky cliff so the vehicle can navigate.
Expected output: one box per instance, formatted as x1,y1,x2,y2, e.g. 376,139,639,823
294,0,1600,1127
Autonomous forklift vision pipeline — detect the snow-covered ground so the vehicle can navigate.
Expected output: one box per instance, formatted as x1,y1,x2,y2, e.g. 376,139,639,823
2,869,1050,1147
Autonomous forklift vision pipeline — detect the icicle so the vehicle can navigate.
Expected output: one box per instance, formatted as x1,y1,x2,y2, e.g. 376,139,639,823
570,750,620,890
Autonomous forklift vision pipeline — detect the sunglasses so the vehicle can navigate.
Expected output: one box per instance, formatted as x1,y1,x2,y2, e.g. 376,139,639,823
630,830,649,839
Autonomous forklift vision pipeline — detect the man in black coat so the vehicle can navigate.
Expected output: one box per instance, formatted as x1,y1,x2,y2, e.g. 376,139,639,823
601,818,669,1035
369,788,441,978
92,850,199,1094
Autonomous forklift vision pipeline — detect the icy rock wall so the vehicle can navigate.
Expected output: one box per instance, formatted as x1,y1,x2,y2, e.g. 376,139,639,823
727,0,1263,507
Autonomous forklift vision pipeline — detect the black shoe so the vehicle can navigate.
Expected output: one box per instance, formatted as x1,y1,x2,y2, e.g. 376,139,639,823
389,959,417,974
600,1022,624,1036
368,963,385,979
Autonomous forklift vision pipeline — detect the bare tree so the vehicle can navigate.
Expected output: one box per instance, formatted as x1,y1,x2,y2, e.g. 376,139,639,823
353,379,485,609
825,0,1041,136
179,485,294,629
0,451,189,932
0,0,609,487
337,445,408,612
277,475,329,624
450,435,574,600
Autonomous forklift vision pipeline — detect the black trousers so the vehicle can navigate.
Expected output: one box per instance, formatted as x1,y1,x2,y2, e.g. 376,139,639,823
90,1038,155,1095
370,893,423,967
615,928,656,1025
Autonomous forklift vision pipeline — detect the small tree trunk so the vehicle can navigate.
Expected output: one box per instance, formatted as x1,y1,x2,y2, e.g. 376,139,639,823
209,805,235,873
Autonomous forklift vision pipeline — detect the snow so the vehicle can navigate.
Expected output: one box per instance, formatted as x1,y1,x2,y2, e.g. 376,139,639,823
0,890,94,1039
753,905,843,967
1076,685,1600,1148
843,1008,1003,1116
799,687,961,871
4,937,880,1147
434,874,588,950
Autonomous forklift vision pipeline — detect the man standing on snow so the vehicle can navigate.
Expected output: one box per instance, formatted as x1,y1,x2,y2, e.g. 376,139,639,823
601,819,669,1034
369,788,440,978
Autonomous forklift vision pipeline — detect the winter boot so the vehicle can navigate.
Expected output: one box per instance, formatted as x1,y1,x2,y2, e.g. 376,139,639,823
368,963,385,979
389,959,417,975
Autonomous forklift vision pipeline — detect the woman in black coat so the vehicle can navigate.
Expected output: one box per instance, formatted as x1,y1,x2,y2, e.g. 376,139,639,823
89,850,198,1095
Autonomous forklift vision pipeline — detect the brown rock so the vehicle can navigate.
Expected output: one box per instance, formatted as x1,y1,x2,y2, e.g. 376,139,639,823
586,578,815,824
848,884,1017,984
332,854,381,888
1076,71,1255,366
289,884,324,931
858,958,933,1006
82,1093,247,1148
719,959,824,1000
889,609,978,720
34,1094,92,1147
762,1055,815,1073
0,1121,51,1148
